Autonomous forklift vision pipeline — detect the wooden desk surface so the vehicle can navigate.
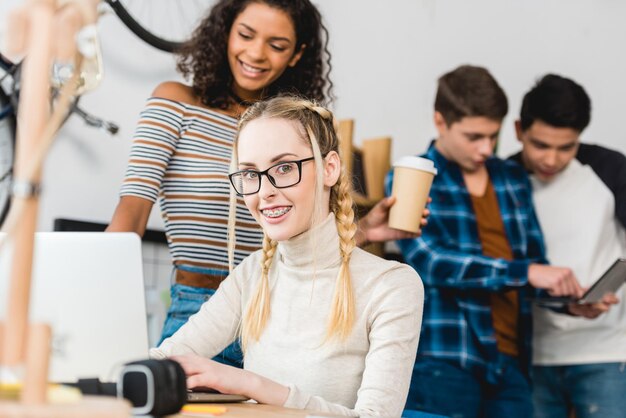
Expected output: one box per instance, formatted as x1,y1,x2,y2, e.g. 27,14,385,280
170,402,338,418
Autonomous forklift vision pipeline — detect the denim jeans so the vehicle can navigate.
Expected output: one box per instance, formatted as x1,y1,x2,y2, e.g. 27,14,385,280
406,356,532,418
159,282,244,368
532,362,626,418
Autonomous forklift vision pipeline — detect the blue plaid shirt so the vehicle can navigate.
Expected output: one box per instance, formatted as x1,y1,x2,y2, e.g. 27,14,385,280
385,142,548,384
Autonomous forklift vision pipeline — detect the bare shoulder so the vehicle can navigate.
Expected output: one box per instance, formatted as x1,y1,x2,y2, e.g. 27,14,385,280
151,81,200,106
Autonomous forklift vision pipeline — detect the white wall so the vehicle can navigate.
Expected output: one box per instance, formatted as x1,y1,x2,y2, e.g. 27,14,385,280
1,0,625,232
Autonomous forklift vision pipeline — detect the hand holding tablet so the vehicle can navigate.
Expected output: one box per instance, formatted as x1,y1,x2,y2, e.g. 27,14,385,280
567,293,620,319
533,258,626,308
576,259,626,304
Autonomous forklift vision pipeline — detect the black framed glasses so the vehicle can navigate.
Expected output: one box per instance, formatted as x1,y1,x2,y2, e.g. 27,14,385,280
229,157,315,196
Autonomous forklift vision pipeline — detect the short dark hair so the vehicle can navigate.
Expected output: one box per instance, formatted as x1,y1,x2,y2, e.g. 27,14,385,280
177,0,333,109
519,74,591,132
434,65,508,126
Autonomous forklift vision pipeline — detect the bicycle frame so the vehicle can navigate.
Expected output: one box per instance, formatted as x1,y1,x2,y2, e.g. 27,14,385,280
0,53,19,120
0,53,17,74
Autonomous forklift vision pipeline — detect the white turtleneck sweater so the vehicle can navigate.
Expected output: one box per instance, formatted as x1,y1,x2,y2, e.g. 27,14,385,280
152,215,424,417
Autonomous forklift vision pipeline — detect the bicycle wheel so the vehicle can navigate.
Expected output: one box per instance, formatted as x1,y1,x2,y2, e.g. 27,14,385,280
105,0,215,53
0,87,15,227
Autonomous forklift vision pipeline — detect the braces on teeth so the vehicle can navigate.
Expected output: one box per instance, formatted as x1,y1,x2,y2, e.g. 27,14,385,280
263,207,290,217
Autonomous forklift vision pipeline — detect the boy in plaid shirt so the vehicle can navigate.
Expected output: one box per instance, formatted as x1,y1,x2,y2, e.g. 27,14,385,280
386,65,592,418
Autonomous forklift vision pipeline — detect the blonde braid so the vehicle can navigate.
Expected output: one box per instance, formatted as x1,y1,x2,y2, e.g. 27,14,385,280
325,164,357,342
226,144,239,272
299,98,357,342
241,234,277,350
300,100,333,122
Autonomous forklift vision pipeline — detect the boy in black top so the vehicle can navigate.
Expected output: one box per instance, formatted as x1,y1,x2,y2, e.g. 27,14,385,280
509,74,623,418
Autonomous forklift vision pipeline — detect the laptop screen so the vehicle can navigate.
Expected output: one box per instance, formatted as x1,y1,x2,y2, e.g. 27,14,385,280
0,232,150,383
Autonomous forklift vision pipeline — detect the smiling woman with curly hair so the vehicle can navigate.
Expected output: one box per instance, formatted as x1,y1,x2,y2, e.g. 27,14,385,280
177,0,333,110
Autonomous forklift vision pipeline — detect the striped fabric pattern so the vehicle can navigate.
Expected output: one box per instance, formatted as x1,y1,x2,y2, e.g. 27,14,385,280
121,97,263,271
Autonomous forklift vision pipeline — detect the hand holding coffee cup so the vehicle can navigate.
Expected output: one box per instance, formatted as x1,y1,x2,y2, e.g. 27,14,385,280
389,156,437,233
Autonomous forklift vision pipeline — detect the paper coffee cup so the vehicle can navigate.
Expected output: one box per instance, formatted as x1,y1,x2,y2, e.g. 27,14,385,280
389,156,437,233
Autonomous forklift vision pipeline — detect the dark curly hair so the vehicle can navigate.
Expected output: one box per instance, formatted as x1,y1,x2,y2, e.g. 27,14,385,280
176,0,333,109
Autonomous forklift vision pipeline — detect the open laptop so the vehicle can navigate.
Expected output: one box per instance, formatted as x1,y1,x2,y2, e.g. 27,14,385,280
0,232,150,383
0,232,248,403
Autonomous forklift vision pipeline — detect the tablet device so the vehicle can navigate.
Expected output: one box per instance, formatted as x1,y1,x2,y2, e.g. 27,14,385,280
187,388,249,403
577,258,626,304
533,258,626,307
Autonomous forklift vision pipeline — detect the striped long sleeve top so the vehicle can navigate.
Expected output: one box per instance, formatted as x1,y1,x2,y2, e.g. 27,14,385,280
120,97,263,271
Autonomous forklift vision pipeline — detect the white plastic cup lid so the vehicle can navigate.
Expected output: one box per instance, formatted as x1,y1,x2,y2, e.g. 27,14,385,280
393,156,437,175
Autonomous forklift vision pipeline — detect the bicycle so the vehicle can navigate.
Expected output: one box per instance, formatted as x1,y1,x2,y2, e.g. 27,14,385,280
0,0,214,227
0,53,17,228
0,51,118,227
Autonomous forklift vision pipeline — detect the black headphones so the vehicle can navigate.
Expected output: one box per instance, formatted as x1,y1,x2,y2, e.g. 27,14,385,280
118,359,187,416
73,358,187,417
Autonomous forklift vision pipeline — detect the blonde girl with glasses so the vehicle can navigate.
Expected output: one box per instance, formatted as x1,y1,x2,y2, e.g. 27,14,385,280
151,96,424,417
